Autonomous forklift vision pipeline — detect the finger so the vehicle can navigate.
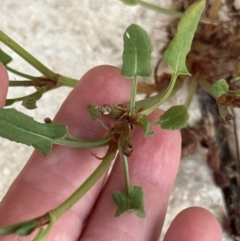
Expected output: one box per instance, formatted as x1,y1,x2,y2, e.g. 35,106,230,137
80,111,182,241
0,65,132,240
0,63,9,107
163,207,222,241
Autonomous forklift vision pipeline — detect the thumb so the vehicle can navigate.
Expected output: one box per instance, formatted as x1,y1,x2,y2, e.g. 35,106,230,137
0,63,9,107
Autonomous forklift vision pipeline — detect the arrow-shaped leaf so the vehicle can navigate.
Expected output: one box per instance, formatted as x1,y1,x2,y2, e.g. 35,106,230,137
211,78,229,98
163,0,205,76
138,115,154,137
0,108,68,155
22,87,46,109
159,105,189,130
113,186,146,218
86,104,101,120
121,24,153,77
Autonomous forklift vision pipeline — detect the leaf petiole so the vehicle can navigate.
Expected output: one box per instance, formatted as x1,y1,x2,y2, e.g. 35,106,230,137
129,75,138,117
53,135,112,148
6,66,37,79
0,142,118,239
0,31,56,79
9,78,56,88
52,142,118,219
5,88,47,107
138,0,183,18
119,147,131,194
185,78,198,109
139,73,177,115
0,31,78,89
58,75,78,88
32,213,55,241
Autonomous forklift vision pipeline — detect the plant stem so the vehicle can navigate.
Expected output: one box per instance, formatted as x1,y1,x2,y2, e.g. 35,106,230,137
52,142,118,219
9,79,54,87
1,31,78,88
96,119,110,131
58,75,78,88
6,66,37,79
32,213,55,241
227,89,240,94
0,31,56,79
0,143,116,238
140,73,178,115
137,1,215,25
185,78,197,109
9,76,78,88
149,120,160,127
54,135,112,148
5,89,45,106
197,79,213,95
119,148,131,194
9,80,38,87
130,75,137,117
138,0,183,18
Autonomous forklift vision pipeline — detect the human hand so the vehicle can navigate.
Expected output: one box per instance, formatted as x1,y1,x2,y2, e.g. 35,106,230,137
0,63,221,240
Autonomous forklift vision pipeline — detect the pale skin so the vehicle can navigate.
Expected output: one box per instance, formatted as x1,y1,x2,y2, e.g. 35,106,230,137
0,63,222,241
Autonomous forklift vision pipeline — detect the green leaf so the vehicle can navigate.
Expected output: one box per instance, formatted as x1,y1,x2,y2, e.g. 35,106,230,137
22,87,46,109
86,104,101,120
211,79,229,98
0,108,68,155
159,105,189,130
5,87,46,108
0,49,12,65
22,98,38,109
120,0,139,5
113,186,146,218
138,115,154,136
121,24,153,77
163,0,205,76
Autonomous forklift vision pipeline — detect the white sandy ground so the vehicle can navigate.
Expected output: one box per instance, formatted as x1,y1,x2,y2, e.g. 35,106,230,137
0,1,238,240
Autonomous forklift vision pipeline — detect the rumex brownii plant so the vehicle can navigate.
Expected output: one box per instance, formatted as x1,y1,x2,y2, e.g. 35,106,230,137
0,0,239,240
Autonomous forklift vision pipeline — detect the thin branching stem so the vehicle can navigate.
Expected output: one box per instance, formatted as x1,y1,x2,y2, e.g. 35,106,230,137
130,75,137,117
140,73,178,115
52,142,118,219
185,78,198,109
138,0,183,18
6,66,37,79
58,75,78,88
0,31,56,79
119,147,131,194
54,135,112,148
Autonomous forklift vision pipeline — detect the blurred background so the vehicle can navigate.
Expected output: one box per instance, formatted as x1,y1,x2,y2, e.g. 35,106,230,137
0,1,237,240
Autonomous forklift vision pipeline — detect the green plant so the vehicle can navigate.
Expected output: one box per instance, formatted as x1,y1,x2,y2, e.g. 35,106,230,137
0,0,238,240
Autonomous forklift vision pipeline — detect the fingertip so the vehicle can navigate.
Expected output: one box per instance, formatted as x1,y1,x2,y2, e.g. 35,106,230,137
163,207,222,241
0,63,9,107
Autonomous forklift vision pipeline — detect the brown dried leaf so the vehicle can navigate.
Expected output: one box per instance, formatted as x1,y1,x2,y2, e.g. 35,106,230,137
180,128,198,157
217,94,240,107
213,169,230,188
202,139,221,171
